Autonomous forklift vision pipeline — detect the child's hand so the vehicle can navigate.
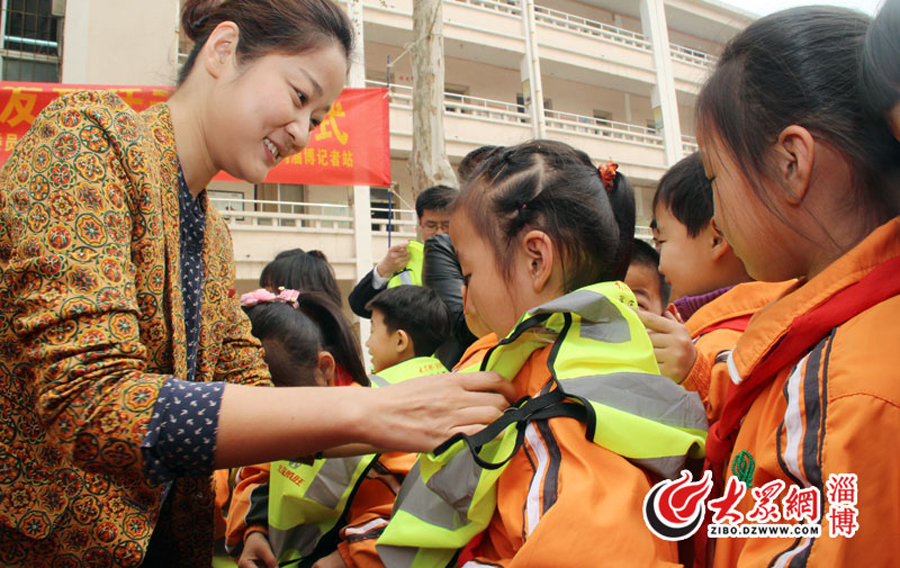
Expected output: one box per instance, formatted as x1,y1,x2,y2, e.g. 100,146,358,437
238,531,278,568
636,309,697,384
312,549,349,568
376,242,411,278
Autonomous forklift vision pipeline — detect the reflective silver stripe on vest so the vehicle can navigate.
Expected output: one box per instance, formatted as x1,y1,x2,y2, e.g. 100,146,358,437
391,461,473,531
398,270,413,285
378,458,475,568
529,289,631,343
561,373,707,479
369,373,389,388
306,456,367,509
270,455,370,559
560,373,708,431
269,522,323,561
377,541,417,568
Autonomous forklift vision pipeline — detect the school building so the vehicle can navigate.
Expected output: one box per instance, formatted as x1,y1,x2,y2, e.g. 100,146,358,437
0,0,753,300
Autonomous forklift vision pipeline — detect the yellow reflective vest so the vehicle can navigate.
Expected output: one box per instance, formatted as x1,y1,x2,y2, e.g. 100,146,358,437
387,241,425,288
267,356,447,565
377,282,709,568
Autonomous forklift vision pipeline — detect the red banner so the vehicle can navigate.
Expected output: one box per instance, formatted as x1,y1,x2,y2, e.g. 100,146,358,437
0,82,390,186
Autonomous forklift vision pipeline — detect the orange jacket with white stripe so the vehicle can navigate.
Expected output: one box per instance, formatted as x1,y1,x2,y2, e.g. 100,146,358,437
682,281,794,423
463,347,680,567
710,218,900,567
224,453,416,568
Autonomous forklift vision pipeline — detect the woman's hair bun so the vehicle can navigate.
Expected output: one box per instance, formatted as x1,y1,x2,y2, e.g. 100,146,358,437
181,0,223,42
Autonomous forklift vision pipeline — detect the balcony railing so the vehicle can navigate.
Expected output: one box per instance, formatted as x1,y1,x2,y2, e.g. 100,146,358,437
670,43,718,68
532,4,651,53
370,80,666,149
370,80,527,125
212,195,653,248
209,197,417,235
544,109,663,148
447,0,715,66
446,0,521,16
682,135,699,154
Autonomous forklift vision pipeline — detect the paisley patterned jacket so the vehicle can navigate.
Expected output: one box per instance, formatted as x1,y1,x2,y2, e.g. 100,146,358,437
0,91,271,567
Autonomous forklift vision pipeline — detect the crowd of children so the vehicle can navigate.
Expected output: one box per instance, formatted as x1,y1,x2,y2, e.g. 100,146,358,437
205,4,900,567
1,0,898,566
222,3,900,567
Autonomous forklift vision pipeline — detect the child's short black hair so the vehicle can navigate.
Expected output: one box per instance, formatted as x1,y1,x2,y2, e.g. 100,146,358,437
415,185,458,218
651,152,713,238
630,238,670,306
365,286,451,358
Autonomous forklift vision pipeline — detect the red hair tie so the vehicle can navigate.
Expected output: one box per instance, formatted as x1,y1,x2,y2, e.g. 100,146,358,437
598,160,618,193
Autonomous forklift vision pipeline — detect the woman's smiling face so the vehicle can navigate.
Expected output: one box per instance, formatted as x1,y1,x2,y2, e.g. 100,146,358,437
206,41,347,183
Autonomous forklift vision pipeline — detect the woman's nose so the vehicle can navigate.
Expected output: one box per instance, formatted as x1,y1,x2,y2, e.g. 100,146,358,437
285,115,311,154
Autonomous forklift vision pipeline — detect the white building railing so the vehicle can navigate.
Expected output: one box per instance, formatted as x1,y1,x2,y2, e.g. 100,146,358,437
682,135,699,154
670,43,718,68
208,197,417,235
369,80,667,149
532,4,651,52
446,0,716,65
544,108,664,148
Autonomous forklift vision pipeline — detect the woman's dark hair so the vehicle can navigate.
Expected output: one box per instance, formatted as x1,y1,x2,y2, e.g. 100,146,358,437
697,6,900,223
453,139,634,290
259,248,342,307
245,291,367,387
178,0,354,85
652,152,714,238
861,0,900,117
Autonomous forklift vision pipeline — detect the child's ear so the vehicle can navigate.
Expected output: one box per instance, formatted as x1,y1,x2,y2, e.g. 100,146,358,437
773,125,815,206
709,218,733,262
203,21,240,79
521,230,556,293
315,351,336,387
395,329,411,354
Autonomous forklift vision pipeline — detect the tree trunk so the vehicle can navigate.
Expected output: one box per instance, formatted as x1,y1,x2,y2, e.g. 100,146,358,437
410,0,457,198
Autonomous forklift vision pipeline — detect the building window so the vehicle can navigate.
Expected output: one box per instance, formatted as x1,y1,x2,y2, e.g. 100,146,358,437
1,0,61,82
444,84,468,114
593,109,612,126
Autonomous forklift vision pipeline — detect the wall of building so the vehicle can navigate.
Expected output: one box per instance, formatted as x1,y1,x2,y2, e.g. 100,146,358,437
61,0,179,85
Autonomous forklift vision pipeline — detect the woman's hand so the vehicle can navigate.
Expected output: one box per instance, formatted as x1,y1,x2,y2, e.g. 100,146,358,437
216,373,514,468
358,371,515,453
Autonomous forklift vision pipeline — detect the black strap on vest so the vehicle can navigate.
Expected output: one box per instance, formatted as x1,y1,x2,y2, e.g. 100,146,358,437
433,388,588,470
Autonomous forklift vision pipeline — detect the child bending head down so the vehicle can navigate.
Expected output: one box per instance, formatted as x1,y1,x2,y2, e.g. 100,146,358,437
242,289,368,387
376,139,706,568
449,140,635,338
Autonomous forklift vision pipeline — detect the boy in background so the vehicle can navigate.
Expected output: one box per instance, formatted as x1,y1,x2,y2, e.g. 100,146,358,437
364,286,451,378
625,238,669,316
638,152,792,421
229,286,451,568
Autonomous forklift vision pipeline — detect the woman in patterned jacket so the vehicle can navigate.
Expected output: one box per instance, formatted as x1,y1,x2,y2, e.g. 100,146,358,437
0,0,512,566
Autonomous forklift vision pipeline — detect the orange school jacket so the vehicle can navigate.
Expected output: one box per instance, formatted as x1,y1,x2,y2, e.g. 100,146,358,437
709,218,900,567
464,347,680,567
225,455,416,568
682,281,794,422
